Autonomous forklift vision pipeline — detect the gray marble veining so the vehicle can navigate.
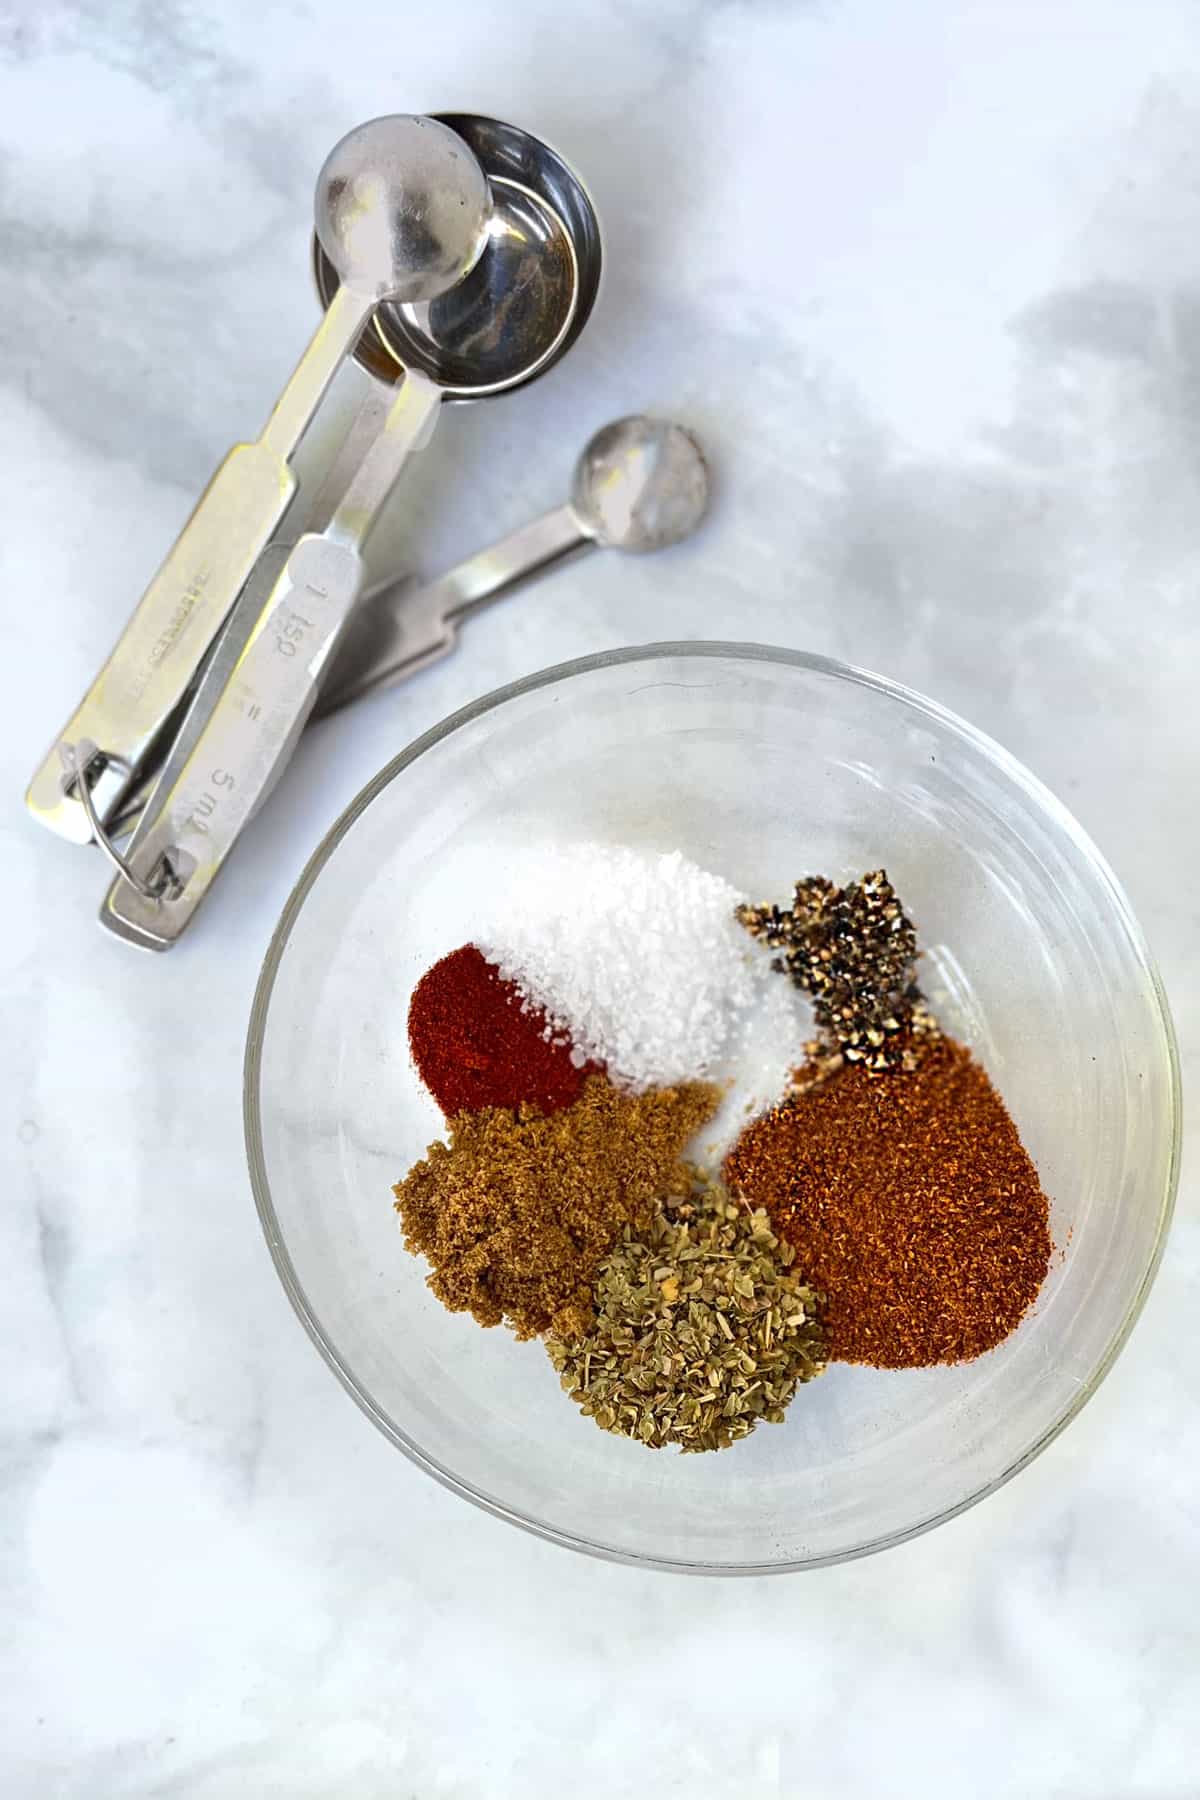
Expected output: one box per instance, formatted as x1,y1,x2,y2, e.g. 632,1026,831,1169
3,1,1198,1795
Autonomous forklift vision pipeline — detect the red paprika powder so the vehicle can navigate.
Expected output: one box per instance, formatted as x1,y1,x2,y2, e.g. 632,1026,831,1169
408,944,600,1117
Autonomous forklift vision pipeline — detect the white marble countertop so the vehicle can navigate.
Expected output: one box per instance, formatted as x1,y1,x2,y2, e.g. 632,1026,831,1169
5,1,1198,1793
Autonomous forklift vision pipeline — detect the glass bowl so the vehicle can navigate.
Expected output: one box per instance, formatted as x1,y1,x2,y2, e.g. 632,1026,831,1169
244,644,1179,1573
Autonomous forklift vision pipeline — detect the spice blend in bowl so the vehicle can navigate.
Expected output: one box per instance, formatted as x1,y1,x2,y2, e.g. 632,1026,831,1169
251,646,1176,1567
389,846,1054,1448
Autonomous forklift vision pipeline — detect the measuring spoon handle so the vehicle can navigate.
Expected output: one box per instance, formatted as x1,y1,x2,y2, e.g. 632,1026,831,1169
100,374,440,949
316,501,589,716
26,285,372,845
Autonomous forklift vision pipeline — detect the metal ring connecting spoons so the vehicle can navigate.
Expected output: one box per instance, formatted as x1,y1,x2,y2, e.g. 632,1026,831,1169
26,114,490,847
68,744,164,904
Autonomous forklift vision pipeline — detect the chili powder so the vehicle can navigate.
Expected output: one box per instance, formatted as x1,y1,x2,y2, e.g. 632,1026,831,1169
723,1035,1052,1367
408,944,601,1117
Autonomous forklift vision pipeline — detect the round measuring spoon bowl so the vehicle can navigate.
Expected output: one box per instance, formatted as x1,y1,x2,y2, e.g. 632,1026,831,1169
571,417,710,553
315,114,491,304
313,113,601,397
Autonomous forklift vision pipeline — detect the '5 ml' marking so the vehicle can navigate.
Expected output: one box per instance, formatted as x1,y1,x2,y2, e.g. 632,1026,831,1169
185,767,235,837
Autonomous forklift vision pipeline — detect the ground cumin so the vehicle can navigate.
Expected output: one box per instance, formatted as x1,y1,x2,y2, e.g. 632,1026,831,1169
724,1035,1052,1367
394,1075,719,1339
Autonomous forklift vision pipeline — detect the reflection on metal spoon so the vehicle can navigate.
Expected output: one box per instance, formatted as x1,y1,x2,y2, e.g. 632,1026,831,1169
110,417,710,835
316,415,710,717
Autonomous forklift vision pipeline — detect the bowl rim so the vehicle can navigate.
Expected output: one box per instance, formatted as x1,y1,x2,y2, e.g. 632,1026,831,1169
244,640,1182,1575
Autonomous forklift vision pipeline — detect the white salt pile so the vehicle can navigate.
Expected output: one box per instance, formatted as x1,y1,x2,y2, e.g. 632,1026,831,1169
477,843,770,1090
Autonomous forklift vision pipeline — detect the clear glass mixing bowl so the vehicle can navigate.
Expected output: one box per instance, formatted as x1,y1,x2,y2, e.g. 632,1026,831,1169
245,644,1179,1572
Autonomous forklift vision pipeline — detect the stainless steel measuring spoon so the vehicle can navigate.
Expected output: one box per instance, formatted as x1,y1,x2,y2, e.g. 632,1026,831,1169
107,416,710,839
26,115,490,846
317,416,710,715
101,374,442,948
99,117,601,948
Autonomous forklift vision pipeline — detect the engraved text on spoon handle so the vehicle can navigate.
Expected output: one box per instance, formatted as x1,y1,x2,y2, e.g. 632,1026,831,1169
315,503,589,716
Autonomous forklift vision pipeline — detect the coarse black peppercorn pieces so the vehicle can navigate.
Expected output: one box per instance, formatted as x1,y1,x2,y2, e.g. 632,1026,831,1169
737,868,927,1072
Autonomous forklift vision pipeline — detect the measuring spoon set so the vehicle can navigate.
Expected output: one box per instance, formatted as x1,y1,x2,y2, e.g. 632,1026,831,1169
25,111,709,948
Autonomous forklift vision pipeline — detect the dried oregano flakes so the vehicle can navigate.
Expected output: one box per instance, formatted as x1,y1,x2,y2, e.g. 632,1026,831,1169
545,1174,826,1453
